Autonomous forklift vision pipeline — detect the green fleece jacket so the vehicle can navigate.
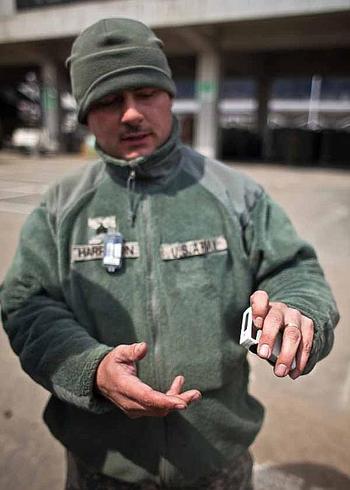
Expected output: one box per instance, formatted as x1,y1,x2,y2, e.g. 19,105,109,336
0,126,338,486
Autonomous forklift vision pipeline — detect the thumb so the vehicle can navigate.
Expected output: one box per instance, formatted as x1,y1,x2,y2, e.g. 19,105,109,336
250,290,269,328
114,342,148,363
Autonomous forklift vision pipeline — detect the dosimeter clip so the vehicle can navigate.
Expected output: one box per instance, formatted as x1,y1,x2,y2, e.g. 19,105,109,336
103,232,124,273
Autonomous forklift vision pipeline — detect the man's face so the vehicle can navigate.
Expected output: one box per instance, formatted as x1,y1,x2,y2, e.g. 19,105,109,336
86,88,173,160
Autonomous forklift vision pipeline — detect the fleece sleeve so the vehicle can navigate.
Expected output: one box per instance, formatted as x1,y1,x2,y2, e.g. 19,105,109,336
0,202,113,413
245,191,339,374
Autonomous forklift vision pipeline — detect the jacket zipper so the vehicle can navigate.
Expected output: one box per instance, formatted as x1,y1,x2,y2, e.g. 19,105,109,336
126,168,136,225
143,196,168,485
143,196,162,387
127,167,161,373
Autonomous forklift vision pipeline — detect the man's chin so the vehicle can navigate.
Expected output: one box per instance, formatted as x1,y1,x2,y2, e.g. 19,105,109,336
121,146,155,160
103,138,158,160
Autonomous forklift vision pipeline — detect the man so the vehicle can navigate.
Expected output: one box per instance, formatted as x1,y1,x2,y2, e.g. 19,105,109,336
0,18,338,490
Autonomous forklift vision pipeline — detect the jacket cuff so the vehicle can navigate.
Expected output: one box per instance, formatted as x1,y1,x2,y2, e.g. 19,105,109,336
52,344,115,414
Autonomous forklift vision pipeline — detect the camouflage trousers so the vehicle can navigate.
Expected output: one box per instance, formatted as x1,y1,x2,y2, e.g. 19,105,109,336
65,450,253,490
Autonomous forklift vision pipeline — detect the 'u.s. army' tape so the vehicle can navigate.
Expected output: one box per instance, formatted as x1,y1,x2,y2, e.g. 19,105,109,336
160,236,227,261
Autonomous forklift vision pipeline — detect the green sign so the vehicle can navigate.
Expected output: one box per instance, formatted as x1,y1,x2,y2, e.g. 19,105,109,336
42,87,58,111
196,80,218,101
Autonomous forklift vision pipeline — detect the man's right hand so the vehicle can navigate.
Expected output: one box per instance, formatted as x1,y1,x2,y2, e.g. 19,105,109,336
95,342,202,418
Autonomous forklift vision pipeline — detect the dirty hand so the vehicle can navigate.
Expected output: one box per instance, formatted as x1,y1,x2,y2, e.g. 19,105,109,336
95,342,201,418
250,290,314,380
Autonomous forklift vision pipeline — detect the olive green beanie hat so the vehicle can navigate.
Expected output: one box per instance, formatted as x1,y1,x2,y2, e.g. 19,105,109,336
66,18,176,123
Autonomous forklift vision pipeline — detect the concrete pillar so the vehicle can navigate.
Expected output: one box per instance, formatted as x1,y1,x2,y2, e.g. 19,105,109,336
41,60,60,152
308,75,322,129
257,76,271,161
194,49,220,159
0,0,15,16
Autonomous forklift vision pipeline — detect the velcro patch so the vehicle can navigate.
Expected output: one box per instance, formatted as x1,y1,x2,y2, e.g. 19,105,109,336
160,236,228,261
72,242,140,262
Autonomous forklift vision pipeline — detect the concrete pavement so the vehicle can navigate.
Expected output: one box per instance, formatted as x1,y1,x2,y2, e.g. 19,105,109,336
0,150,349,489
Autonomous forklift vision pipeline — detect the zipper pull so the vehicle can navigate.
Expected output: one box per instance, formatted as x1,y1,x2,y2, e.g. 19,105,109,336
127,168,137,225
127,168,136,190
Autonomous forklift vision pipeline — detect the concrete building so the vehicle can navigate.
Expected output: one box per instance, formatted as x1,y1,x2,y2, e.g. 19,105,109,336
1,0,350,161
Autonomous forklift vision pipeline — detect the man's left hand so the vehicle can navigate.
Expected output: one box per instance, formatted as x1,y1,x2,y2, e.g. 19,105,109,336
250,290,314,380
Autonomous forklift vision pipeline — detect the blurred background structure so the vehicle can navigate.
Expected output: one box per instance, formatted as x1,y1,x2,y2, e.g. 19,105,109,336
1,0,350,164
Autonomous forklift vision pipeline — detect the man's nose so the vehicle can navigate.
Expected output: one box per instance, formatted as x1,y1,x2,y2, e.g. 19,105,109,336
121,96,144,125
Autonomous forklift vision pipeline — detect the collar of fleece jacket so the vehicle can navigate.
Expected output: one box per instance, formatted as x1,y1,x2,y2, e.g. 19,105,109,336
95,115,182,184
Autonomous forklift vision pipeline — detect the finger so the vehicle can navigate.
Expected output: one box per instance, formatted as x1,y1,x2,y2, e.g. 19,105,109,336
289,316,314,380
166,377,201,405
114,342,148,363
257,303,285,359
102,386,150,414
175,389,202,405
250,290,269,328
166,375,185,395
117,374,187,410
116,398,170,419
274,309,302,377
114,396,148,414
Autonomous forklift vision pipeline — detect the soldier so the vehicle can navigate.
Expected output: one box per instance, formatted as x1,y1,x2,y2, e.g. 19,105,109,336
0,18,338,490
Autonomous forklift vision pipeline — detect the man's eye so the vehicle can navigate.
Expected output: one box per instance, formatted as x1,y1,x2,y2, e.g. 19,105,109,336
137,89,157,98
96,96,122,108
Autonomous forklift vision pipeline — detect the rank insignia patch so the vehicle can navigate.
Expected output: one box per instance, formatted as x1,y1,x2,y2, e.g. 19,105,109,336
87,216,117,245
88,216,117,232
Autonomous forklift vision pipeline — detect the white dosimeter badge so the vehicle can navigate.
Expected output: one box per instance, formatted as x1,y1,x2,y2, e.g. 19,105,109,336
239,307,296,369
103,232,124,273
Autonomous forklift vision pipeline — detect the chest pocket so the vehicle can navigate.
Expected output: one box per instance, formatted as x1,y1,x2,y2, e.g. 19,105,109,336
160,235,228,289
159,237,238,393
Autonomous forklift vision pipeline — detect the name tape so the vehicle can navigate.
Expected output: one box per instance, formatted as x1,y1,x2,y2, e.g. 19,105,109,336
72,242,140,262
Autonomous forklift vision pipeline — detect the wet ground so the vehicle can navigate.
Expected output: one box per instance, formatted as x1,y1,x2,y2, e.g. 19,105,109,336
0,150,349,489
